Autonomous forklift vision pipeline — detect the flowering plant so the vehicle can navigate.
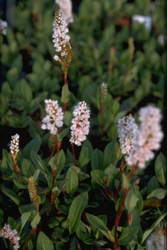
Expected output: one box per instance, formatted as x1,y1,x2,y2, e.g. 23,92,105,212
0,0,166,250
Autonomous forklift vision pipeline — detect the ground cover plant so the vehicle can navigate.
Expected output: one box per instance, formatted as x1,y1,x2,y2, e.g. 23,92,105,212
0,0,166,249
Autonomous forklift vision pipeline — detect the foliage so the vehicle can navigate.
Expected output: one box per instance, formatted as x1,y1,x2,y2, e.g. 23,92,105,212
0,0,166,250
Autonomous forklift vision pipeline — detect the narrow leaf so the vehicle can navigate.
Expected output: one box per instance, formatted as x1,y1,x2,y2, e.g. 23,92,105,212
21,212,31,230
31,212,41,228
155,153,167,187
141,213,167,244
86,213,109,240
66,167,79,195
31,151,50,176
146,188,166,200
23,136,41,158
1,186,20,206
67,192,88,234
91,170,105,187
118,226,139,245
61,83,70,104
91,149,104,170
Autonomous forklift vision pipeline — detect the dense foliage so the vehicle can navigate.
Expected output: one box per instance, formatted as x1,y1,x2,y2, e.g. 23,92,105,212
0,0,166,250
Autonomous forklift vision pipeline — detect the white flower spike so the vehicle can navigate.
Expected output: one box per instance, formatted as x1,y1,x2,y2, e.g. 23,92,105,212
0,224,20,249
41,99,64,135
70,101,90,146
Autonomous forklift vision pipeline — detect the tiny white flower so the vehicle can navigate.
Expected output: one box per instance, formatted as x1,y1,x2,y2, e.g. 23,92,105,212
0,19,8,35
126,105,163,168
9,134,20,158
0,224,20,249
52,11,71,61
55,0,73,24
117,115,138,157
54,55,60,61
41,99,64,135
70,101,90,146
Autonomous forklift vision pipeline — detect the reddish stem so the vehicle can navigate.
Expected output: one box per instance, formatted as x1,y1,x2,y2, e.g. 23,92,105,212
114,188,129,249
71,143,77,166
51,168,56,190
129,165,136,179
13,165,26,184
115,162,127,200
64,72,67,85
115,188,129,227
21,227,37,250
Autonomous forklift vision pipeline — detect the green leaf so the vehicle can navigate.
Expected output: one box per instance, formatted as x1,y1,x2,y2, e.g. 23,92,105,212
31,212,41,228
78,145,90,168
27,240,33,250
91,149,104,170
91,170,105,187
0,209,4,228
118,226,139,245
1,81,12,97
30,92,48,114
67,192,88,234
125,188,139,212
23,136,41,158
64,110,72,127
28,119,43,138
6,67,19,88
55,242,65,250
14,79,33,103
122,173,129,189
21,212,31,230
37,231,54,250
147,176,160,195
19,204,36,214
1,186,20,206
61,83,70,104
134,188,143,214
59,128,69,140
1,149,13,174
48,150,65,179
141,213,167,244
104,138,118,167
81,233,94,245
66,167,79,195
146,188,166,200
21,159,36,178
31,151,50,176
86,213,109,240
155,153,167,187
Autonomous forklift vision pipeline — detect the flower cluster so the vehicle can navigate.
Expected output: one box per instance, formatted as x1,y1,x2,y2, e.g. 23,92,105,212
0,19,7,35
28,177,39,211
117,115,138,157
0,224,20,249
70,101,90,146
146,227,167,250
119,105,164,168
10,134,20,163
55,0,73,24
41,99,64,135
52,11,71,62
100,82,108,99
